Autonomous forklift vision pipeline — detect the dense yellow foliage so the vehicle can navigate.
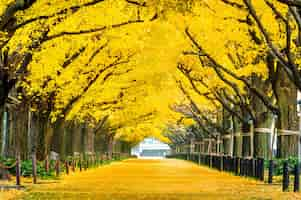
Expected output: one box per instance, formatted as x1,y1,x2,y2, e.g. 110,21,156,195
1,0,295,143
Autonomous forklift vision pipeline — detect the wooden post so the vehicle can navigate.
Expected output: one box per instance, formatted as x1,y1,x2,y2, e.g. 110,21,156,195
79,159,82,172
65,161,69,175
72,160,75,172
32,152,37,184
55,160,60,177
16,154,21,186
294,163,300,192
283,161,289,192
84,159,87,170
45,155,49,173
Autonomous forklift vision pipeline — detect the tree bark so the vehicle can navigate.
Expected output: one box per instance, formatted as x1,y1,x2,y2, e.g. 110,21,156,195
107,134,114,159
1,107,8,156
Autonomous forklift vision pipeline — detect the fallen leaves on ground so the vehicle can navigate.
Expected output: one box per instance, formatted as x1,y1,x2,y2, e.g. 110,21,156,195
3,159,301,200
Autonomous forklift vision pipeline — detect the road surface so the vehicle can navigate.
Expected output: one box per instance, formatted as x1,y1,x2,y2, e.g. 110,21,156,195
15,159,300,199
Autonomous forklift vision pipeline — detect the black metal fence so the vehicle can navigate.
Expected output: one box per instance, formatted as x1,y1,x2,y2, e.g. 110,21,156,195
168,153,300,192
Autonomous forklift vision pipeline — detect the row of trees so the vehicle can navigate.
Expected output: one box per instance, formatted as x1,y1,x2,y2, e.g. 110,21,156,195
167,0,301,160
0,0,184,161
2,0,301,163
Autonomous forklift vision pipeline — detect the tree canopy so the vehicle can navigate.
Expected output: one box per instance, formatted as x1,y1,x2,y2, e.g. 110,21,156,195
2,0,301,146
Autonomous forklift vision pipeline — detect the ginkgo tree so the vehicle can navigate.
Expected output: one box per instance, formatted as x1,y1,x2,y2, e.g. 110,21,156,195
0,0,194,160
168,0,301,158
2,0,301,164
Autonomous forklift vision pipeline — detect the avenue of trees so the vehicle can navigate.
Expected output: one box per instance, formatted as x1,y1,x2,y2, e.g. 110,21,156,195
167,0,301,159
1,0,301,165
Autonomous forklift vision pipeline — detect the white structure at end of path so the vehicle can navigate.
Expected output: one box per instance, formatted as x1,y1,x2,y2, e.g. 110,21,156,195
131,137,171,158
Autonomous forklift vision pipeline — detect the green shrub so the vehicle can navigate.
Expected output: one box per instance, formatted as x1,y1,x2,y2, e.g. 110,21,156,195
265,157,299,176
0,157,55,178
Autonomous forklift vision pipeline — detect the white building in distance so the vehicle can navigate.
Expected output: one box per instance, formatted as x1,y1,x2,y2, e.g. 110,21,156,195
131,137,171,158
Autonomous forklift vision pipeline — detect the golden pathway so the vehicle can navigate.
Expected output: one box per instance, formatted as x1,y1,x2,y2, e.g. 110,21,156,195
9,159,301,199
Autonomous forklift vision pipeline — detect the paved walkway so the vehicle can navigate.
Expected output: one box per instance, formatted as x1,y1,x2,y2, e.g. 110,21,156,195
15,159,301,199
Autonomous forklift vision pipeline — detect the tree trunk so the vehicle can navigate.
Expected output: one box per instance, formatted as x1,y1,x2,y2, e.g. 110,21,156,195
28,110,39,184
276,67,299,158
72,123,82,154
107,134,114,159
44,120,54,159
86,126,94,153
1,107,8,156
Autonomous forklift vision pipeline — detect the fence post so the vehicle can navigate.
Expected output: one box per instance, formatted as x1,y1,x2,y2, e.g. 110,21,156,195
247,159,250,177
55,160,60,177
72,160,75,172
294,163,300,192
32,153,37,184
65,161,69,175
79,159,82,172
220,155,223,171
259,158,264,181
282,161,289,192
239,158,243,176
84,159,87,170
251,159,256,178
268,160,273,184
234,157,239,175
45,155,49,173
254,158,259,179
16,154,21,186
241,159,245,176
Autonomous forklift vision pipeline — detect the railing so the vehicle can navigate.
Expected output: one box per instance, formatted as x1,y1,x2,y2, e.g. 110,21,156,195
0,152,129,189
168,153,300,192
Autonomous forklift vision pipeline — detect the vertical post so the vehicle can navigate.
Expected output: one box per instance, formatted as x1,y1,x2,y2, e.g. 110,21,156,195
55,160,60,177
65,161,69,175
79,159,82,172
16,153,21,186
234,157,239,175
283,161,289,192
45,155,49,173
270,115,277,160
259,158,264,181
251,159,255,177
294,163,300,192
250,120,254,158
268,160,273,184
84,159,87,170
72,160,75,172
32,152,37,184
